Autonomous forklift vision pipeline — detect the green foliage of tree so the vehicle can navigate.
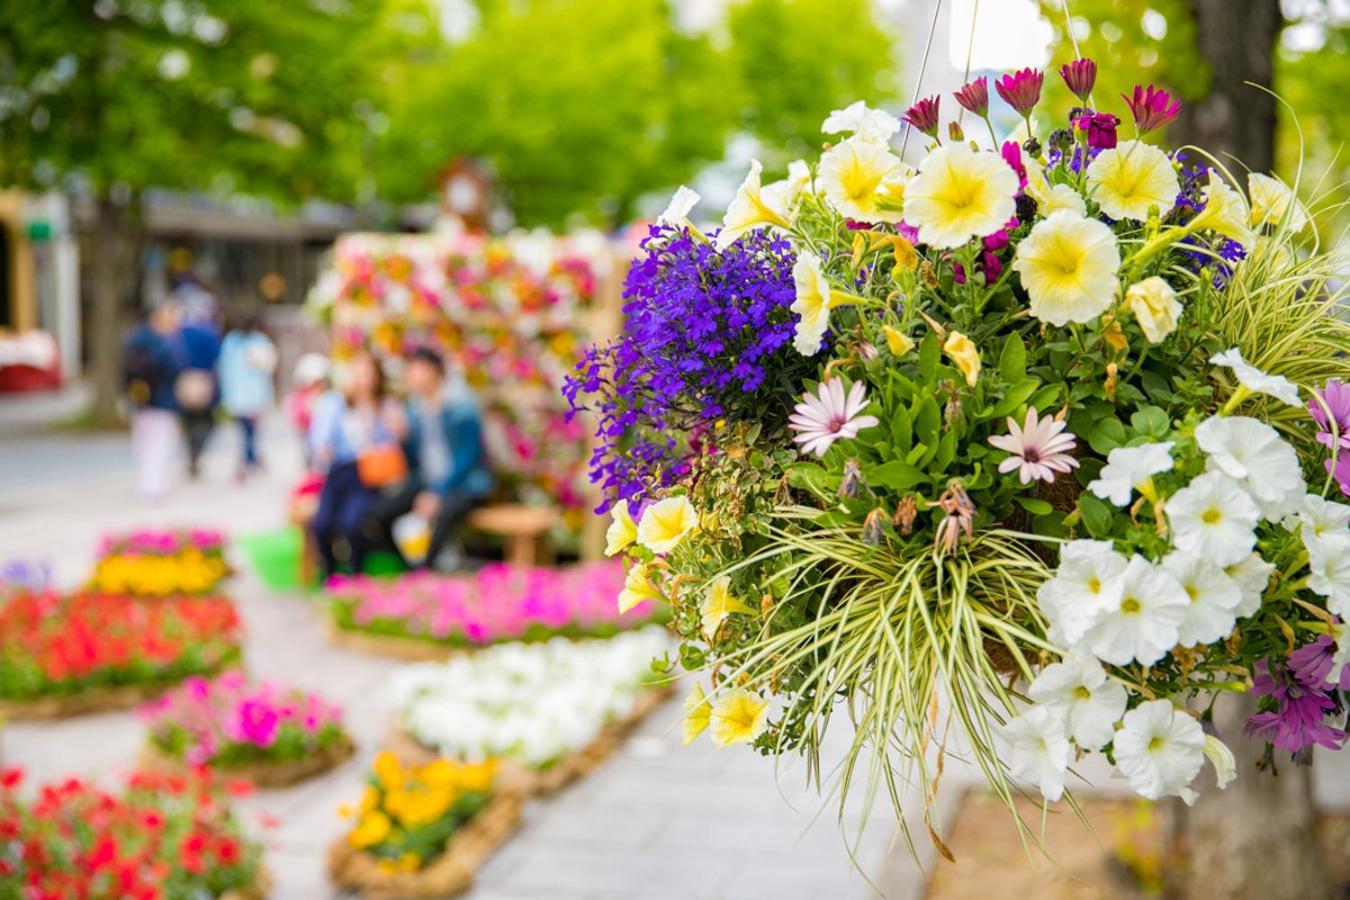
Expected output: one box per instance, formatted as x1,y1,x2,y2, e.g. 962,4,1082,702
726,0,901,160
1275,23,1350,195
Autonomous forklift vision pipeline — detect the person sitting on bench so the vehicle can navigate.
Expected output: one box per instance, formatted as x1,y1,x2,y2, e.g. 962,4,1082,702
369,348,492,570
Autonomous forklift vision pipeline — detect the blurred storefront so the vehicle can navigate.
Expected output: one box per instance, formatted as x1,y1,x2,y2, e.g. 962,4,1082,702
0,191,81,391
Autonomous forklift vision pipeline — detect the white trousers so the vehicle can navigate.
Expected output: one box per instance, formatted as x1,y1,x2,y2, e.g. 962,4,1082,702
131,408,179,499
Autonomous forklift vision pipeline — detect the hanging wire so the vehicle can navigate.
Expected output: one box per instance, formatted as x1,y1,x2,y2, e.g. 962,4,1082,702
901,0,944,156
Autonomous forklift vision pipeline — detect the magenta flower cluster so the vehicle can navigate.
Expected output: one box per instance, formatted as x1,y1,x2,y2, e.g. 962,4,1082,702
327,561,652,645
1310,380,1350,496
140,670,344,765
1245,640,1348,760
98,528,227,558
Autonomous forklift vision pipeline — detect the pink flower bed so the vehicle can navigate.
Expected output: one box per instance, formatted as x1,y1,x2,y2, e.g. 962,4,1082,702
141,670,347,769
326,561,655,646
98,527,227,558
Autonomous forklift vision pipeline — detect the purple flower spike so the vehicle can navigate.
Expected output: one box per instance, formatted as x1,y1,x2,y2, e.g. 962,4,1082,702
1122,84,1182,134
953,77,989,117
1059,58,1097,102
1074,111,1119,149
1310,379,1350,450
995,68,1044,117
903,95,942,138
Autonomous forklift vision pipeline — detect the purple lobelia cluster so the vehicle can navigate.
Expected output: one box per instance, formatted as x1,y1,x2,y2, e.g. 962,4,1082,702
565,225,813,510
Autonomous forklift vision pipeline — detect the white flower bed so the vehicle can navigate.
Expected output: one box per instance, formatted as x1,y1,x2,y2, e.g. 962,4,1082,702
387,626,671,769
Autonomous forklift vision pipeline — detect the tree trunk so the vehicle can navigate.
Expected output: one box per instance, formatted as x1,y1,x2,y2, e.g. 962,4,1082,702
1167,692,1333,900
88,193,140,428
1169,0,1282,174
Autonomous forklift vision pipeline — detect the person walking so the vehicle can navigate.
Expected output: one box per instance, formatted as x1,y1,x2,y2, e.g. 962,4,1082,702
123,301,184,501
369,347,492,571
309,350,405,578
174,310,222,479
217,312,277,480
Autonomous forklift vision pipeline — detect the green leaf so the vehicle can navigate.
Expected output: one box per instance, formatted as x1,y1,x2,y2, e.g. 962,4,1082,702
1085,417,1128,455
1129,406,1170,438
864,460,926,490
889,404,913,452
1078,493,1114,537
998,333,1027,384
1015,496,1054,515
933,429,956,470
918,332,940,383
786,462,839,498
1028,385,1062,413
987,379,1039,418
914,395,941,447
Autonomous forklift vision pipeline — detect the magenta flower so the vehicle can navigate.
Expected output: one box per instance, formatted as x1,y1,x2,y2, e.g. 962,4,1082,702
1000,140,1027,188
994,68,1043,118
1245,660,1347,755
1310,379,1350,450
1059,58,1097,102
1122,84,1182,134
1073,111,1119,149
233,698,281,748
952,77,989,117
988,407,1079,485
1329,454,1350,499
788,379,880,458
1289,636,1350,691
902,95,942,138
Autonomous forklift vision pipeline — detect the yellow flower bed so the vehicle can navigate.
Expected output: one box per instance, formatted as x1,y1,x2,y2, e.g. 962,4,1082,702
90,549,229,597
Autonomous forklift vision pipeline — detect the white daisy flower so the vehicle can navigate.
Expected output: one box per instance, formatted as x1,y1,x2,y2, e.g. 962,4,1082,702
1002,705,1072,802
1307,531,1350,619
1081,555,1189,666
1166,471,1260,567
1161,551,1242,647
1195,415,1306,520
1088,441,1174,507
1027,654,1128,749
1038,540,1127,646
1112,700,1205,803
1224,553,1276,618
1210,348,1302,407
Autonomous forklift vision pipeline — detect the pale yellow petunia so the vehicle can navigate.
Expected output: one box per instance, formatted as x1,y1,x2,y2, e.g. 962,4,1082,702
604,500,637,557
817,137,909,223
1191,172,1255,250
700,575,757,637
903,143,1018,250
710,689,770,747
790,250,857,356
883,326,915,357
1011,211,1121,327
1085,140,1180,221
1247,172,1309,233
617,561,663,613
943,331,982,387
682,682,712,746
636,496,699,554
1125,276,1183,343
716,159,792,251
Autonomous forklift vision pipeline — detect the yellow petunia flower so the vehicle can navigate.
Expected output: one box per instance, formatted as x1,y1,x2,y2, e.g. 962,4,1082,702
1011,211,1121,327
1190,172,1255,250
372,751,404,790
817,137,909,223
700,575,756,637
790,250,858,357
636,496,699,554
902,143,1019,250
715,159,792,251
617,562,663,614
604,500,638,557
1247,172,1309,233
942,332,982,387
348,810,392,849
1085,140,1179,222
760,159,813,222
883,326,915,357
1125,276,1183,343
710,689,770,747
683,683,712,746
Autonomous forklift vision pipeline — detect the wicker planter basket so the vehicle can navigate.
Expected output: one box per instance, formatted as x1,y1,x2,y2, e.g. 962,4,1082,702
0,678,205,721
137,733,356,789
327,792,522,899
325,621,460,662
386,685,673,796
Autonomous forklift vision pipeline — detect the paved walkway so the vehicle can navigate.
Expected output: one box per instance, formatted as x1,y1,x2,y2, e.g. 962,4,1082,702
0,414,936,899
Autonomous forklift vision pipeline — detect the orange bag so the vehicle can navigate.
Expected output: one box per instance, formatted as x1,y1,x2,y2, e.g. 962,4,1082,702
357,444,407,488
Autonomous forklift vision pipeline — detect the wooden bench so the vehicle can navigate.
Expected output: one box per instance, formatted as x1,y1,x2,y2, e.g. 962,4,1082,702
290,496,558,583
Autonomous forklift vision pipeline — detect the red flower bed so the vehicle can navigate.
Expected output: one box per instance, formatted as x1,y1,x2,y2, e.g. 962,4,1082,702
0,592,242,702
0,767,266,899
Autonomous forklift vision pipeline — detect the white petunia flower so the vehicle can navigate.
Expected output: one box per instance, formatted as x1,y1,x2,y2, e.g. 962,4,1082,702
1298,494,1350,548
1112,700,1206,803
1195,415,1305,520
1210,348,1302,407
1166,471,1260,567
1002,705,1072,802
1326,621,1350,687
821,100,901,143
658,186,701,228
1162,550,1242,646
1088,442,1174,507
1027,654,1128,748
1081,555,1189,666
1037,540,1127,646
1307,531,1350,619
1202,735,1237,791
1225,553,1276,618
760,159,813,220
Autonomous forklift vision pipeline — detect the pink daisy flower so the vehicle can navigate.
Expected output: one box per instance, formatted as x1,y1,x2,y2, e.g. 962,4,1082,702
988,407,1079,484
789,379,880,458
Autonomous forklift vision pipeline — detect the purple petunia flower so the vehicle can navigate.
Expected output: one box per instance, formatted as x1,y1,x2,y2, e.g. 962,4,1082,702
995,68,1043,117
1122,84,1182,134
1310,380,1350,450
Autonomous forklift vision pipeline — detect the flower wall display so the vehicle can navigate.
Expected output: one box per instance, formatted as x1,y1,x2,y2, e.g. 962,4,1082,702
0,592,242,704
91,528,230,597
388,626,671,769
567,61,1350,838
338,752,500,873
309,230,611,515
0,767,266,899
141,671,349,776
327,561,658,648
